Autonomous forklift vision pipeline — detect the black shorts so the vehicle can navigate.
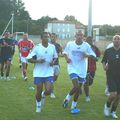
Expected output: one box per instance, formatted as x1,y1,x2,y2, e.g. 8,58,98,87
107,73,120,94
0,55,12,63
85,72,95,86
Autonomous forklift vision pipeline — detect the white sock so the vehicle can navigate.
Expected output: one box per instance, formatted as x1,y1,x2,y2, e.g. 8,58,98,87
36,101,41,107
65,94,71,101
71,101,77,109
42,91,46,97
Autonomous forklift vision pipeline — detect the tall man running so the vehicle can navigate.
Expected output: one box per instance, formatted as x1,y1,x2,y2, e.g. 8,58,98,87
27,32,58,112
83,36,101,102
0,31,14,80
50,33,62,98
18,33,34,80
62,31,96,112
102,35,120,119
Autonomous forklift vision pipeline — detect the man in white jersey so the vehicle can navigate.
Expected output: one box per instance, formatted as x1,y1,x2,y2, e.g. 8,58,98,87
27,32,58,112
62,31,96,112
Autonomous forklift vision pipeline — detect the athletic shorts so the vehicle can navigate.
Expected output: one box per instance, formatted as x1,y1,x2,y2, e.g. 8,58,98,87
34,76,54,84
20,56,28,63
69,73,86,84
0,55,12,63
107,73,120,94
53,65,60,76
85,72,95,86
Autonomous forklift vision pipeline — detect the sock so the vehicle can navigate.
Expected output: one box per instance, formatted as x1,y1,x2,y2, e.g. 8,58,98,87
36,100,41,107
42,91,46,98
106,101,111,108
65,94,71,101
111,105,117,112
71,101,77,109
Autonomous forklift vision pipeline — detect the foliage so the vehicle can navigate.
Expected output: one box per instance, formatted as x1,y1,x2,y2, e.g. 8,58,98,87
0,0,30,34
0,0,120,36
93,25,120,36
36,16,58,35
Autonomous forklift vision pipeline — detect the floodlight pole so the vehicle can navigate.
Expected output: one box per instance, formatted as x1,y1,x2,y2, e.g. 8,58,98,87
1,13,14,37
11,13,14,34
87,0,92,36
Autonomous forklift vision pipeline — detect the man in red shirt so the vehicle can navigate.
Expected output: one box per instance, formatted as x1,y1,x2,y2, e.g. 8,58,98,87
18,33,34,80
84,36,101,102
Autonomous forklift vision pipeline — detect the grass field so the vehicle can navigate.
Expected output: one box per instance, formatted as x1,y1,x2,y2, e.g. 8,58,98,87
0,49,119,120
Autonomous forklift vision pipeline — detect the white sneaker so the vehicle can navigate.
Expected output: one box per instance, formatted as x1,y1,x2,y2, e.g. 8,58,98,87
50,93,56,98
85,96,90,102
104,104,110,116
11,76,16,80
6,77,10,81
111,111,118,119
24,76,28,81
62,99,69,108
36,106,41,113
1,76,4,80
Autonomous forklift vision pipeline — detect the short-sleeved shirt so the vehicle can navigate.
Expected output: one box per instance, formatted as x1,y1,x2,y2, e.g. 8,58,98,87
102,47,120,75
52,42,61,65
18,39,34,57
27,43,58,77
63,41,96,78
88,45,101,72
0,38,14,57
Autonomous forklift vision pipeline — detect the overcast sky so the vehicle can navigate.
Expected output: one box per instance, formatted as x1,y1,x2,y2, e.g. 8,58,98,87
22,0,120,26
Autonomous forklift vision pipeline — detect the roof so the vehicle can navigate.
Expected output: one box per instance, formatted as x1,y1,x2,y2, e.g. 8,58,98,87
48,20,74,24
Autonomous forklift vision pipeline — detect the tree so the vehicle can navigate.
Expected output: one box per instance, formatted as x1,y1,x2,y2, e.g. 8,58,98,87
36,16,58,34
64,15,84,25
0,0,31,34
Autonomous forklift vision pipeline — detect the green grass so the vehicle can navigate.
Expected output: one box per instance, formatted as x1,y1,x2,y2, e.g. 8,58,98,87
0,52,119,120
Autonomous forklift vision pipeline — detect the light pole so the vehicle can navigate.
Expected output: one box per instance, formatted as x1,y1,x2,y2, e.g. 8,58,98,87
11,13,14,34
87,0,92,36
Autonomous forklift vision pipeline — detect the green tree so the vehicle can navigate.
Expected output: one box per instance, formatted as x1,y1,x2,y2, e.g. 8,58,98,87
36,16,58,34
0,0,30,34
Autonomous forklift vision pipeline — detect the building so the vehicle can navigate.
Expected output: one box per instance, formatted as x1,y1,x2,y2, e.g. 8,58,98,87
45,20,75,40
45,20,85,40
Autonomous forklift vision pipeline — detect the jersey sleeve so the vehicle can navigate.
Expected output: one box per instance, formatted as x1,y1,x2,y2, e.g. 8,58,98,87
26,46,37,59
18,41,21,47
87,44,96,58
29,40,34,48
63,42,70,55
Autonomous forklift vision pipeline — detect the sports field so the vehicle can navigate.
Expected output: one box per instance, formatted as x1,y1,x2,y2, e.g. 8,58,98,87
0,43,119,120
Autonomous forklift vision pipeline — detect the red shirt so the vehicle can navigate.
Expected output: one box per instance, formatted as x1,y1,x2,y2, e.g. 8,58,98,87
88,45,101,72
18,39,34,57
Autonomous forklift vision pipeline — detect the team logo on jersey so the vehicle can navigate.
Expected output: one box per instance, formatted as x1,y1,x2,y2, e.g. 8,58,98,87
45,51,48,54
77,47,80,49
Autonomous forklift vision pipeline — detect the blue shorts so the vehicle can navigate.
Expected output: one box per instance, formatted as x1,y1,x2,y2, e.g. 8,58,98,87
34,76,54,84
69,73,86,84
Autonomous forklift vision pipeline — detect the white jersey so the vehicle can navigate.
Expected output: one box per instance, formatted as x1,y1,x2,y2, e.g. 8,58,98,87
63,41,96,78
27,43,58,77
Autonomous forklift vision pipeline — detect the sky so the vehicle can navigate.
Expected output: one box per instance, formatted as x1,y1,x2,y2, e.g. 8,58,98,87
22,0,120,26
